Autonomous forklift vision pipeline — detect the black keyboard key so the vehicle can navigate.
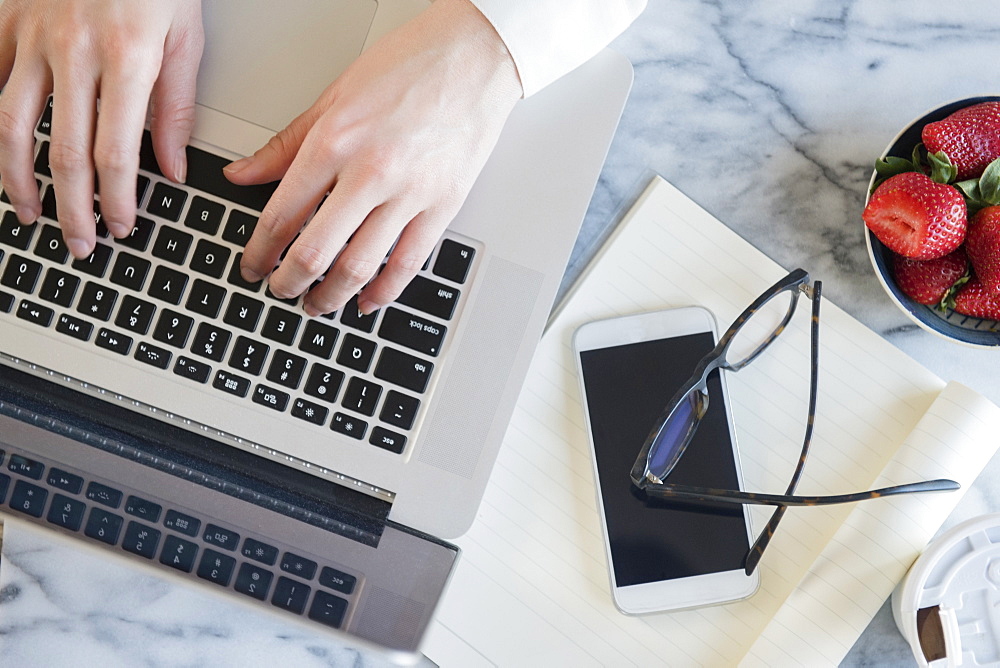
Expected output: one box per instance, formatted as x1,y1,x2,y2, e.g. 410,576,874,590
370,427,406,454
163,509,201,536
71,243,113,278
115,216,155,251
78,282,118,321
197,548,236,587
122,521,161,559
264,285,298,306
96,327,133,355
213,369,251,397
147,265,188,305
374,347,434,394
34,141,51,177
10,480,47,517
379,307,446,357
17,299,53,327
340,295,378,333
56,313,94,341
337,333,377,373
298,320,338,359
186,278,227,318
272,576,311,614
33,224,69,263
280,552,318,580
136,175,151,206
2,254,42,293
223,292,264,331
146,182,187,222
266,350,306,389
39,268,80,307
190,239,231,279
8,454,44,479
151,224,193,265
86,481,123,508
153,309,194,348
235,562,273,601
0,290,13,313
109,252,151,291
160,534,198,573
228,336,268,375
227,253,262,292
397,274,460,320
242,538,279,566
433,238,475,283
173,355,212,384
0,473,9,504
331,412,366,439
191,322,231,362
0,211,35,250
125,496,162,523
115,294,156,334
37,97,53,134
47,494,86,531
319,567,357,595
252,383,289,411
222,209,258,246
341,377,382,416
309,590,348,629
291,398,329,426
304,364,344,403
203,524,240,551
379,390,421,430
261,306,301,346
47,468,84,494
85,507,124,545
135,341,171,369
184,195,225,235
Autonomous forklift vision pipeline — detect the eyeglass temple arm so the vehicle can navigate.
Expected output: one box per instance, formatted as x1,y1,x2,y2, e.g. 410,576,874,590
641,478,961,507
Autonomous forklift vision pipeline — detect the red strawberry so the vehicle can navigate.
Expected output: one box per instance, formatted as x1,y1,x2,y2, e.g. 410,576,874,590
863,172,967,260
966,206,1000,297
952,277,1000,319
892,248,968,306
922,101,1000,180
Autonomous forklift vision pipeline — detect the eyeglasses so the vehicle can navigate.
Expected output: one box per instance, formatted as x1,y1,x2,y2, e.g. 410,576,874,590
629,268,959,575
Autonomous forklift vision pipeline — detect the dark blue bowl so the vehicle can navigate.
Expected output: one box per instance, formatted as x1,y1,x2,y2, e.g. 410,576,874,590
866,96,1000,347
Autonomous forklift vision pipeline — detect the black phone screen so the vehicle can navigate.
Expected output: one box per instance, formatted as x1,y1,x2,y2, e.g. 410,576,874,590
579,331,751,587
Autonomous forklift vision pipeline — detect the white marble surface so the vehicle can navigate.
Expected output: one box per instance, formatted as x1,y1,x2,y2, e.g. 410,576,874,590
4,1,1000,665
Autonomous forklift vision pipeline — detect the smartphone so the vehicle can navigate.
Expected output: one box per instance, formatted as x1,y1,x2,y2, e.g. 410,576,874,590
573,306,759,614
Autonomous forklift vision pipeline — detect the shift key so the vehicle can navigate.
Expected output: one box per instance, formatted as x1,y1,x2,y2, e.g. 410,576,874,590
378,308,446,357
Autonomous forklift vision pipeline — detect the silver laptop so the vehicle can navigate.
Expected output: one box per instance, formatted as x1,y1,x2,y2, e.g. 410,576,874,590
0,0,632,659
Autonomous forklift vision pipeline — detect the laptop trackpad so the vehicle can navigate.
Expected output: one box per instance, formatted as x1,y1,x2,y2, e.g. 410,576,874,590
197,0,379,133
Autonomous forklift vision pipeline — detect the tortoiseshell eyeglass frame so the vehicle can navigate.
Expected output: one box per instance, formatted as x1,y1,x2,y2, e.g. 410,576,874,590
629,268,959,576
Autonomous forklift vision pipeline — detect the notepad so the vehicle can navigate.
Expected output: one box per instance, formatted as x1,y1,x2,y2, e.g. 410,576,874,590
422,176,1000,667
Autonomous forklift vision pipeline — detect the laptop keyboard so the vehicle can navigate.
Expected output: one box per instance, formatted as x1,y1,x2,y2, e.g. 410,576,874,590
0,101,478,458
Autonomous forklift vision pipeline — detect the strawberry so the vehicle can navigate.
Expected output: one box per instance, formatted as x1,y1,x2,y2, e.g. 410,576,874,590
952,277,1000,319
863,172,967,260
922,101,1000,180
892,248,968,306
966,206,1000,297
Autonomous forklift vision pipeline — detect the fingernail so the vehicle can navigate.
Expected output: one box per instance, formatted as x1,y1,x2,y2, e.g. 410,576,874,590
106,222,130,238
174,149,188,183
303,301,322,318
65,237,92,259
224,157,252,176
240,266,262,283
14,205,38,224
357,298,380,316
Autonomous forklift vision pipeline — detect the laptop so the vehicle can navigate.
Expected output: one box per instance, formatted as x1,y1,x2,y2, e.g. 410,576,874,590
0,0,632,660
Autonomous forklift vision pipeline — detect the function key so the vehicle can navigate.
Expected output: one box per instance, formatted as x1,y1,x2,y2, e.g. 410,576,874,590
370,426,406,454
122,521,161,559
151,225,193,265
16,299,54,327
9,480,47,517
95,327,133,355
433,239,475,284
308,590,348,629
203,523,240,551
0,473,9,504
173,355,212,384
0,211,36,251
147,182,188,222
56,314,94,341
291,398,329,427
85,507,124,545
378,308,446,357
0,290,13,313
47,467,84,494
86,481,123,508
242,537,279,566
125,495,163,523
33,224,69,263
184,195,225,235
212,369,251,398
222,209,258,246
163,509,201,537
331,412,367,440
252,384,289,412
396,275,460,320
135,341,171,370
280,552,318,580
46,494,86,531
340,295,378,333
160,534,198,573
271,577,311,615
8,454,45,479
235,562,274,601
319,566,357,595
197,548,236,587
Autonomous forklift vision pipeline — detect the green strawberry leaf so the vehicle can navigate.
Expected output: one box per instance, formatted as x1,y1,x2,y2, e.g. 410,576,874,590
927,151,958,184
979,157,1000,205
955,178,985,214
874,156,917,177
938,273,971,312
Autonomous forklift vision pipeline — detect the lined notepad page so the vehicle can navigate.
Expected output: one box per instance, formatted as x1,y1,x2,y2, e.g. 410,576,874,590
423,177,1000,667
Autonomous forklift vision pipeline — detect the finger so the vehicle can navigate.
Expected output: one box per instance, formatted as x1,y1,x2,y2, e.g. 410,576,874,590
356,209,446,314
0,34,15,88
48,66,99,258
93,68,156,235
0,59,49,223
223,102,325,186
301,201,416,316
149,24,204,183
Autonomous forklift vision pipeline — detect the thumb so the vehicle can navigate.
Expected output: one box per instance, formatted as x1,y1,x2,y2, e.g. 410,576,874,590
149,24,204,183
223,103,323,185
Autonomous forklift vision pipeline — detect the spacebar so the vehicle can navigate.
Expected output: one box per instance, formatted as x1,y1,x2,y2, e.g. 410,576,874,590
138,130,279,212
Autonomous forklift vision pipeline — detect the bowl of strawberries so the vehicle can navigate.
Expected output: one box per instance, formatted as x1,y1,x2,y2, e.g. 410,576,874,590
864,96,1000,347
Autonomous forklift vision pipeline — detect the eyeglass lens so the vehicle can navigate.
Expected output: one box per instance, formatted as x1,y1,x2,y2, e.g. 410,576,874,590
647,388,708,482
722,289,798,368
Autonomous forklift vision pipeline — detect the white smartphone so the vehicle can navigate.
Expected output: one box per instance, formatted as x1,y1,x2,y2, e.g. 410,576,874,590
573,306,760,614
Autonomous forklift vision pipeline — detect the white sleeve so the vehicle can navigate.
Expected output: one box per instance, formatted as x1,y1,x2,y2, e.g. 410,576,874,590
468,0,647,97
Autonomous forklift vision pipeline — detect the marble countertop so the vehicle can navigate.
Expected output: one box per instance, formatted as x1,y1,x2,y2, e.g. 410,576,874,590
4,1,1000,665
